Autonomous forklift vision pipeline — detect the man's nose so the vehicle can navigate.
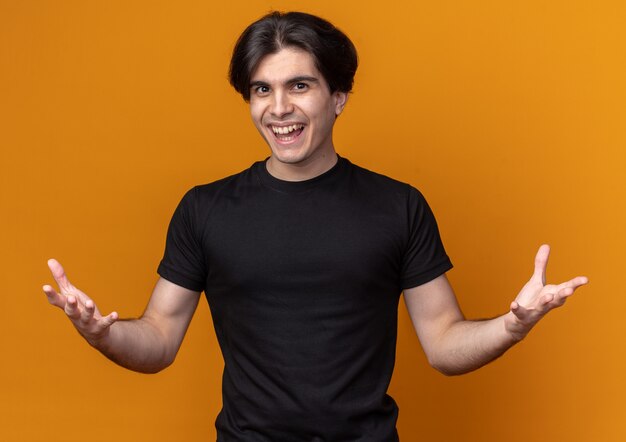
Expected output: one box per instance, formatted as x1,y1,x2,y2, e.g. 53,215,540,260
270,91,294,118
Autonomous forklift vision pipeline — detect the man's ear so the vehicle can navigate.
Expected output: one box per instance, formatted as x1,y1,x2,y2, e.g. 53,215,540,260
334,92,348,116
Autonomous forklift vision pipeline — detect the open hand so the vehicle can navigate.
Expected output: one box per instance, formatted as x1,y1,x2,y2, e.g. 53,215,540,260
43,259,118,345
505,245,588,341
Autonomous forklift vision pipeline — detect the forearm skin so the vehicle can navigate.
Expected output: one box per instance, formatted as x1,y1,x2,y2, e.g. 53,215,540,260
428,312,520,376
87,317,175,374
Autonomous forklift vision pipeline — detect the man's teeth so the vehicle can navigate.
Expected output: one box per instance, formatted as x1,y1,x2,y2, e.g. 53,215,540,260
271,124,304,135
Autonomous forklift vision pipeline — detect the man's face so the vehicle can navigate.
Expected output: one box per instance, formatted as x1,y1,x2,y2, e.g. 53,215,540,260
249,47,347,178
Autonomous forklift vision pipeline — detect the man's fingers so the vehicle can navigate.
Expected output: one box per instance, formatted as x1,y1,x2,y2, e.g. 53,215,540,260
100,312,119,329
557,276,589,292
64,295,81,320
532,244,550,285
510,301,527,319
546,276,588,305
80,300,96,324
512,297,551,319
42,285,66,308
540,293,555,306
47,258,73,292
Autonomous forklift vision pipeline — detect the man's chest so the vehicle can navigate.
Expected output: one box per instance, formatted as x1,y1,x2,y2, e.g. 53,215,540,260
200,192,407,294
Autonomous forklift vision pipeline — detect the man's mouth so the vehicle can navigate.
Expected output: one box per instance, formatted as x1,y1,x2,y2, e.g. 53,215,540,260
270,124,305,142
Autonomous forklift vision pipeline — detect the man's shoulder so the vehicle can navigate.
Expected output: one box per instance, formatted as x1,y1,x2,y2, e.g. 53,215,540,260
172,162,263,218
191,161,262,197
344,158,417,194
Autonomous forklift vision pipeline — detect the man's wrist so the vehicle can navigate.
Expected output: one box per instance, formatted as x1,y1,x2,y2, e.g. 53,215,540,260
503,311,529,343
81,324,114,350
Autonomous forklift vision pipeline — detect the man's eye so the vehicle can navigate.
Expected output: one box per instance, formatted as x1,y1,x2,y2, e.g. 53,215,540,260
254,85,270,94
293,83,308,91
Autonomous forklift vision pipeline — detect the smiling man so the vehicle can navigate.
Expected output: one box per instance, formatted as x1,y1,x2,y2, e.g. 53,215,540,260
43,11,588,441
248,46,346,180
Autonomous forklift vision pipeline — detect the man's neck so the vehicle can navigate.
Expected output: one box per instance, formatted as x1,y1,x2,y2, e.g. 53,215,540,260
266,152,339,182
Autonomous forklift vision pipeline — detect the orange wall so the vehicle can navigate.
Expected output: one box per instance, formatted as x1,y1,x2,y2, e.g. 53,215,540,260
1,1,624,441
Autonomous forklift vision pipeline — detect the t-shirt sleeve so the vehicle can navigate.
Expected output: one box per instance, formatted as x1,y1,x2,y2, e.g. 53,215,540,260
400,187,453,289
157,187,207,292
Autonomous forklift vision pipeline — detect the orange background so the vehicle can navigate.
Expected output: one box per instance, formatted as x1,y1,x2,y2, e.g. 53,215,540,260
1,1,624,441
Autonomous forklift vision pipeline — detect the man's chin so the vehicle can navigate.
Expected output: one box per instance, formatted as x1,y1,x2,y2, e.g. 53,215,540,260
268,146,309,165
268,153,308,168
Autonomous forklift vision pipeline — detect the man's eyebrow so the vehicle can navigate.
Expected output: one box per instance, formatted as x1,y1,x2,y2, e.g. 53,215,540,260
249,76,320,89
249,80,269,89
285,76,319,84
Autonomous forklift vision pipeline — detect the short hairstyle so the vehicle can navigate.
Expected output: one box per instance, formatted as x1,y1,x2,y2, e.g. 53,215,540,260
229,11,358,101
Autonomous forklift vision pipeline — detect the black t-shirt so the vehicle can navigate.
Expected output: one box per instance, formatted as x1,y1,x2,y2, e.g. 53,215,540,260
158,157,452,441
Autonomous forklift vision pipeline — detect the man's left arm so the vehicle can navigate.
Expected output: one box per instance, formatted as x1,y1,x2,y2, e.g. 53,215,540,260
404,244,588,376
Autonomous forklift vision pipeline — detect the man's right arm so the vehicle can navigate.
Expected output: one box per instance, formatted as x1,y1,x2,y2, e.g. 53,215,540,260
43,259,201,373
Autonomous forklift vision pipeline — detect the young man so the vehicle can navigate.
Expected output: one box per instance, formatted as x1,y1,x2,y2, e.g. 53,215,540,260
43,12,588,441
